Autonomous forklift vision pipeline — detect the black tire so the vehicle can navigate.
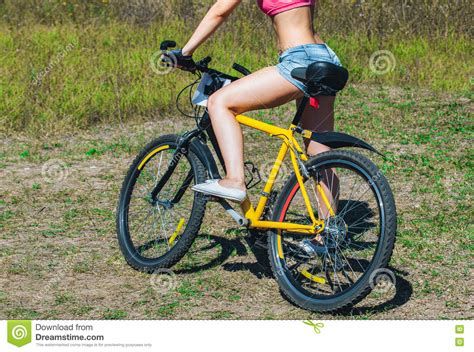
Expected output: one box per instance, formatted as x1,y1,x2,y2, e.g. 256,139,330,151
268,150,397,312
116,134,207,272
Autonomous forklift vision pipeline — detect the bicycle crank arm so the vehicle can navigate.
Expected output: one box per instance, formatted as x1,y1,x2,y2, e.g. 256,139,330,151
218,199,249,227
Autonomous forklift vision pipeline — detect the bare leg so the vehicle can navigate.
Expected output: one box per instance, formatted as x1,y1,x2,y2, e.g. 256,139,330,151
299,96,335,154
207,67,303,191
298,96,340,216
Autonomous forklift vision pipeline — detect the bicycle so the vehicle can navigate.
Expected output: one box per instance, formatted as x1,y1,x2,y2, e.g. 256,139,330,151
116,40,397,312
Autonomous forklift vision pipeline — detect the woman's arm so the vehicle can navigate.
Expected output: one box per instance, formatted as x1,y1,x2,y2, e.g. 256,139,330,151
182,0,242,56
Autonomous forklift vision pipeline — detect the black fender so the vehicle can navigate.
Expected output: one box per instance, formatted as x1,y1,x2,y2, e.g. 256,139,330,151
310,131,383,156
189,138,221,179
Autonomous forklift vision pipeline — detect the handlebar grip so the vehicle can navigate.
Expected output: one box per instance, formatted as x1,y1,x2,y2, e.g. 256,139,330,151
200,56,212,66
232,63,251,76
160,40,177,51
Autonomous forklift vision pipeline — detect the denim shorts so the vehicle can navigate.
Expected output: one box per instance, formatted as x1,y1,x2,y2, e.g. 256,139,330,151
276,44,342,95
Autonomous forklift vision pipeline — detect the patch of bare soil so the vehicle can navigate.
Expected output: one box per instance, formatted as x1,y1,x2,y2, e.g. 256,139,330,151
0,86,471,320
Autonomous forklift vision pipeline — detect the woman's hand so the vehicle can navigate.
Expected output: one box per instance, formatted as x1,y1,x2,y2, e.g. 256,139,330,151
161,49,196,71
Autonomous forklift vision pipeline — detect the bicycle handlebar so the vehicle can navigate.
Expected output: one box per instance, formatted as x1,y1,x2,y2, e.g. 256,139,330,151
160,40,251,79
194,56,251,81
195,56,212,72
160,40,176,51
232,63,252,76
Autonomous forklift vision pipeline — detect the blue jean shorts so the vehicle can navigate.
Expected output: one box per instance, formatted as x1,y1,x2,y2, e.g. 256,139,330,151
276,44,342,95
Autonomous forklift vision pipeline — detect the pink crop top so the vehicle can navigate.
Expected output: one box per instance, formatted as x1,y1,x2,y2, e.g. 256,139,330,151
257,0,315,17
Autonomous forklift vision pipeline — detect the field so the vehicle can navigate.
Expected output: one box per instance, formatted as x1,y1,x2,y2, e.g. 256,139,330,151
0,0,472,320
1,0,473,134
1,84,472,319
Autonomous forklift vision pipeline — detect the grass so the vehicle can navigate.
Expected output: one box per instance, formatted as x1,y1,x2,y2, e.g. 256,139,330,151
103,309,128,320
1,1,471,38
0,0,472,320
0,84,471,319
0,11,472,134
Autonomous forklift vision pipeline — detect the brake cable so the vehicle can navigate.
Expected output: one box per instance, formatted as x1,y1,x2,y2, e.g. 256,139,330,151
175,74,201,119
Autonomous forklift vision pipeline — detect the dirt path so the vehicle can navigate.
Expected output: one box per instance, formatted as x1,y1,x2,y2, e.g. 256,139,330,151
0,86,472,319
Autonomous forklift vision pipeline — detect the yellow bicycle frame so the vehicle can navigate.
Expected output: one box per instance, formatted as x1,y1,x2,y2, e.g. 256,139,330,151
235,114,333,236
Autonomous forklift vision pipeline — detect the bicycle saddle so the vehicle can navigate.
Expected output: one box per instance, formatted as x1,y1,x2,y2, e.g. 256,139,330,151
291,61,349,96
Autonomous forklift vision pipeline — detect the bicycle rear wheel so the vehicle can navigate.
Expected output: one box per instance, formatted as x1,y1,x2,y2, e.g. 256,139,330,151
116,134,207,272
268,150,396,312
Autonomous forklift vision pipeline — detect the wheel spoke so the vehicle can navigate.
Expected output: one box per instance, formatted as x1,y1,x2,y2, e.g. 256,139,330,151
275,155,389,301
120,144,201,261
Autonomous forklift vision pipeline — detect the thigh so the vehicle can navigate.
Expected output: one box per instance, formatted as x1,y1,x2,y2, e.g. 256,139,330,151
211,66,304,114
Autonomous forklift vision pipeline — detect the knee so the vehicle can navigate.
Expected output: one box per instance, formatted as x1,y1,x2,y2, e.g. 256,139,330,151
207,92,224,114
207,92,240,117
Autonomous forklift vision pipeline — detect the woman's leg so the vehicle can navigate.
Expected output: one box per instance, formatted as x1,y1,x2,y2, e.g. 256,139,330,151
299,96,335,154
207,66,303,191
298,96,340,217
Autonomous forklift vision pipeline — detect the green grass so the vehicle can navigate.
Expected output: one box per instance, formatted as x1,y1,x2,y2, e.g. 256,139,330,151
103,309,128,320
0,0,472,320
0,85,471,319
0,19,472,134
155,302,180,318
5,308,41,320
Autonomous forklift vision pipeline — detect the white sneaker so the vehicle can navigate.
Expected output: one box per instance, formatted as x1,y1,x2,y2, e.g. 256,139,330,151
191,179,247,203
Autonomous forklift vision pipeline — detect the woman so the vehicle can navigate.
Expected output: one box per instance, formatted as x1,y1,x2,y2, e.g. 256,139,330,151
167,0,342,203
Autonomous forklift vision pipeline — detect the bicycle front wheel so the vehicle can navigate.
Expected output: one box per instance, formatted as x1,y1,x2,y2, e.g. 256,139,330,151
268,150,397,312
116,134,207,272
